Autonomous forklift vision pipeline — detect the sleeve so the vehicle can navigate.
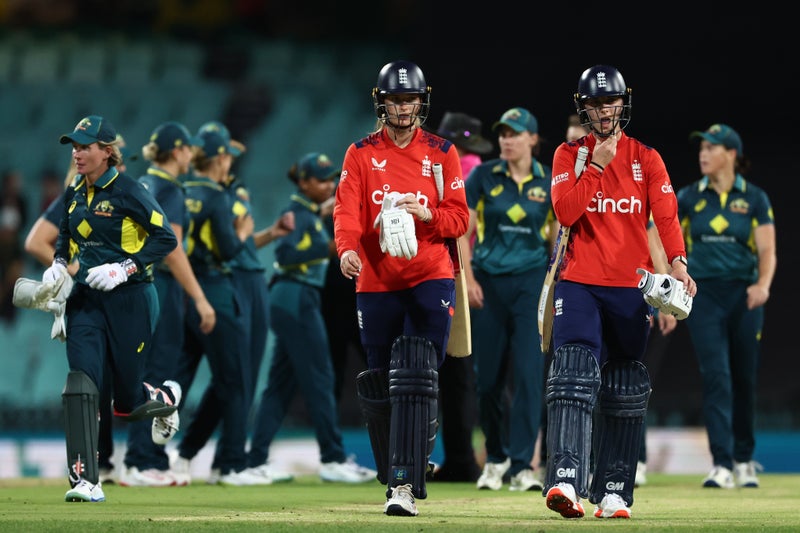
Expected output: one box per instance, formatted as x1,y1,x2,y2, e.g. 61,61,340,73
210,191,246,261
424,147,469,239
275,208,329,267
333,143,365,257
646,150,686,263
128,181,178,267
754,187,775,226
551,140,603,226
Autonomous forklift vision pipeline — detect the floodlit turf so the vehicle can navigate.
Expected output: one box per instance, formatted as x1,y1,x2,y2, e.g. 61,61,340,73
0,474,798,532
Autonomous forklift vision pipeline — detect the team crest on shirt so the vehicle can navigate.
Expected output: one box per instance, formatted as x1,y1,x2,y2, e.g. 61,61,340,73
632,160,643,181
421,156,432,177
526,186,547,202
729,198,749,214
93,200,114,217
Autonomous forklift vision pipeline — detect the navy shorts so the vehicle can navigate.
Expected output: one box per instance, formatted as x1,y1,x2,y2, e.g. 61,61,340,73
552,280,650,364
356,278,455,370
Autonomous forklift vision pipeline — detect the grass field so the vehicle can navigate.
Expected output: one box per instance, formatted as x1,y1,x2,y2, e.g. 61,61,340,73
0,474,797,532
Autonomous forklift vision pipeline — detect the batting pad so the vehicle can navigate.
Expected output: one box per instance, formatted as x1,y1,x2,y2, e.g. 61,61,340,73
62,371,100,486
388,335,439,500
544,344,600,498
588,359,651,507
356,369,390,484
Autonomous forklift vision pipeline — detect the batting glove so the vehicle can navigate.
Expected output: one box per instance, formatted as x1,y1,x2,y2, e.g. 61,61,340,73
42,259,68,284
636,268,693,320
374,196,417,260
86,259,137,291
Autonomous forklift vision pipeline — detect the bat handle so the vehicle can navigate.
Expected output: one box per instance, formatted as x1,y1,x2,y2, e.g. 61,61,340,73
433,163,444,201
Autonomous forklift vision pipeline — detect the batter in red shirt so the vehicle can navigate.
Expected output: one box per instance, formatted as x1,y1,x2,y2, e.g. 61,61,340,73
333,60,468,518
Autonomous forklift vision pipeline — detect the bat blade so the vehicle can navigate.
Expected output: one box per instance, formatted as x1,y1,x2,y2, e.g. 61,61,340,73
446,239,471,357
537,145,589,353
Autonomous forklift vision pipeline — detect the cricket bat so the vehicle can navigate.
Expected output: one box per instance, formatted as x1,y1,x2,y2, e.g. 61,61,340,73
537,146,589,353
433,163,471,357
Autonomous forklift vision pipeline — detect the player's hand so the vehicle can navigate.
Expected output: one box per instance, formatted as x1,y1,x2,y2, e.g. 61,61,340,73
374,195,417,260
339,250,362,280
42,260,68,284
86,262,129,291
195,297,216,334
658,312,677,334
591,131,618,169
466,278,484,309
746,283,769,310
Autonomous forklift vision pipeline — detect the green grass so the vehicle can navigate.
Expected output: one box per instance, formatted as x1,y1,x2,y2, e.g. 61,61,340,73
0,474,797,532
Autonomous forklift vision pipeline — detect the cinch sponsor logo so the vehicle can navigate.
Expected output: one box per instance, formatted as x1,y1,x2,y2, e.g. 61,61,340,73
450,176,465,191
371,184,431,207
587,191,642,214
661,182,674,193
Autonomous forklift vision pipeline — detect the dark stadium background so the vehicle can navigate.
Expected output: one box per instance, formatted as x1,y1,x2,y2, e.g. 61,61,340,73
0,3,795,433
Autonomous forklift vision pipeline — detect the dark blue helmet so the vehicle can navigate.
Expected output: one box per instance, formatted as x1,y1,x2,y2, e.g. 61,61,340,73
372,60,431,127
574,65,632,136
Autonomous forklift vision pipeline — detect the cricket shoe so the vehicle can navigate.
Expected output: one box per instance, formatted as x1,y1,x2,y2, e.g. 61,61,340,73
243,462,295,484
151,380,182,445
99,466,117,485
119,466,176,487
635,460,647,487
476,457,511,490
320,456,377,483
384,483,418,516
168,449,192,486
509,468,544,492
65,479,105,502
594,492,631,518
546,482,585,518
734,461,762,488
702,465,734,489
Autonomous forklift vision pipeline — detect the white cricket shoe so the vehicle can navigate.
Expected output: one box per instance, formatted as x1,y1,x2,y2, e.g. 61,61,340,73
734,461,762,488
119,466,176,487
65,479,105,502
384,483,418,516
244,463,294,484
476,457,510,490
152,380,182,445
99,466,117,485
168,449,192,486
320,457,377,483
635,460,647,487
702,465,734,489
509,468,544,492
594,492,631,518
546,482,585,518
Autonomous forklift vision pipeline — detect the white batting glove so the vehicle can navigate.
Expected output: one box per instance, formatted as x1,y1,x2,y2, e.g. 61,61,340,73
42,260,68,284
636,268,693,320
86,260,136,291
374,196,417,260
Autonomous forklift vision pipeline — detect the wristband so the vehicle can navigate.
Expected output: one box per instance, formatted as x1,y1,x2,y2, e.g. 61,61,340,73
671,255,688,268
121,258,138,277
421,207,432,223
589,161,605,172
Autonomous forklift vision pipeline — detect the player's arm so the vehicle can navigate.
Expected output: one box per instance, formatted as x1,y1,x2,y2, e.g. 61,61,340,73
748,222,776,310
162,222,216,334
458,208,483,308
551,142,601,226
